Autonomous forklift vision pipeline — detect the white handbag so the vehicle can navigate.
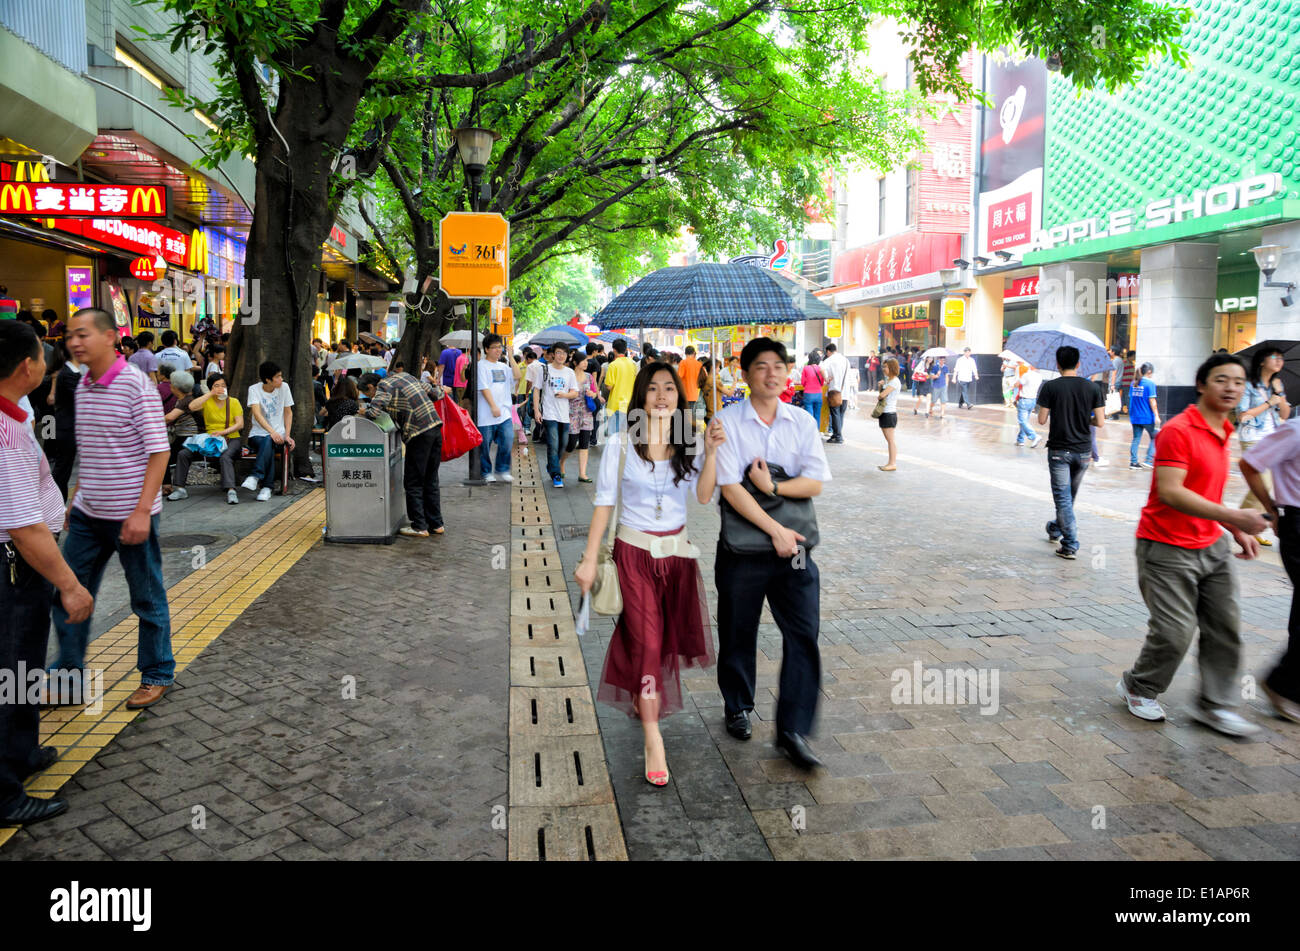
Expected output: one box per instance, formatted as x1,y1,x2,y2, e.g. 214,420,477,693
590,438,630,616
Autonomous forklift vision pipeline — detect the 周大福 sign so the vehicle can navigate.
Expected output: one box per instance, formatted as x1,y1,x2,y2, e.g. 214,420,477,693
0,183,168,218
438,212,509,299
1032,174,1281,251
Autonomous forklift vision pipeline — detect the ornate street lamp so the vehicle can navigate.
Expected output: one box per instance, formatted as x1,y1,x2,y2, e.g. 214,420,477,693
453,126,500,485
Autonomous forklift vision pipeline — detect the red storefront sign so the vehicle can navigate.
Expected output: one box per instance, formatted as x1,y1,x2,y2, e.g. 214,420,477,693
986,192,1035,252
917,54,974,235
0,182,167,218
129,257,158,280
1005,276,1039,299
832,232,962,290
53,218,189,266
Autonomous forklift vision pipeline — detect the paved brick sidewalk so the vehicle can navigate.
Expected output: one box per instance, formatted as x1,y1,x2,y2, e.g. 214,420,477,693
2,457,511,861
545,405,1300,861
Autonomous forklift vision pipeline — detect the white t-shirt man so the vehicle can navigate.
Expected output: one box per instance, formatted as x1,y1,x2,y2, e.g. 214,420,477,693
156,346,191,371
538,362,578,422
247,382,295,438
1017,369,1043,402
954,353,979,383
477,358,514,426
822,351,850,393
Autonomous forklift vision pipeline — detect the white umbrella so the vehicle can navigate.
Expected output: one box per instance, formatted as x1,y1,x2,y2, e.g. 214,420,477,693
327,353,387,371
922,346,957,360
999,349,1026,363
439,330,472,348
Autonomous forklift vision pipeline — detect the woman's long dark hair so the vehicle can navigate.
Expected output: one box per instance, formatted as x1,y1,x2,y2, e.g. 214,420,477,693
1249,347,1283,387
628,361,696,485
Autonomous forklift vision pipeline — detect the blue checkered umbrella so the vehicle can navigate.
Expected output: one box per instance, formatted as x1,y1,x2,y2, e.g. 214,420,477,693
1004,322,1111,378
528,324,591,347
595,330,635,345
590,263,838,330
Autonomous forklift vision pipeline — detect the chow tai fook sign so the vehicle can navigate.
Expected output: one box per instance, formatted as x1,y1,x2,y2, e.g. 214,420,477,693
1032,174,1283,251
832,232,961,300
0,182,168,218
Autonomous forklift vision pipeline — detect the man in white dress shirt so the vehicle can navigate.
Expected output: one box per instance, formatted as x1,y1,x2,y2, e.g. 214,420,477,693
713,337,831,770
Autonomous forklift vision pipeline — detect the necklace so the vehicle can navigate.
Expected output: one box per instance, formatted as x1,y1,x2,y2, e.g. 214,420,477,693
649,454,670,520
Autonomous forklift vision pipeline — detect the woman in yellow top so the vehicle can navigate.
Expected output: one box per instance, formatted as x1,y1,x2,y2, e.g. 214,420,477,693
168,373,247,504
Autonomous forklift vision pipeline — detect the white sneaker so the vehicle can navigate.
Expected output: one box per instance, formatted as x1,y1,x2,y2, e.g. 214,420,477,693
1031,436,1043,448
1188,705,1260,737
499,472,513,483
241,476,258,492
1116,679,1165,721
256,487,272,501
227,489,239,505
167,488,188,501
484,473,496,483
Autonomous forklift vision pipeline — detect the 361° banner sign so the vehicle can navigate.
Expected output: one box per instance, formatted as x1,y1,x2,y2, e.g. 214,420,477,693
438,212,509,300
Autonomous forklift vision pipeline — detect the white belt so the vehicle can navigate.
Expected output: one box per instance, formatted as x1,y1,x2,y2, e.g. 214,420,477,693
615,524,701,560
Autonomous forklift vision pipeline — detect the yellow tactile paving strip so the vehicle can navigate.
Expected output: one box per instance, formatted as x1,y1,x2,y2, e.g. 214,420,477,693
0,490,325,849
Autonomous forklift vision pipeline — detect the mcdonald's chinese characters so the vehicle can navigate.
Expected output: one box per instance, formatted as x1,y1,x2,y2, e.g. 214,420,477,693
0,182,168,218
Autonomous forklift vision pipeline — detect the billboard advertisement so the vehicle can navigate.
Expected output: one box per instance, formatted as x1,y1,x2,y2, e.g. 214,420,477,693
976,54,1046,259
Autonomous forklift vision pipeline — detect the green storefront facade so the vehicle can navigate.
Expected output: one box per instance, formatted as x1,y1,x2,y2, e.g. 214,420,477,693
1023,0,1300,399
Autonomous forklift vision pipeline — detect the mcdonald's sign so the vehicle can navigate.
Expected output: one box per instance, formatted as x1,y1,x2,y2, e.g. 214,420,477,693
186,229,209,271
0,183,168,218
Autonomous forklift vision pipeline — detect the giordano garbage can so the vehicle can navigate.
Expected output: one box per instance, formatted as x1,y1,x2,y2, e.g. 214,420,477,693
324,412,404,544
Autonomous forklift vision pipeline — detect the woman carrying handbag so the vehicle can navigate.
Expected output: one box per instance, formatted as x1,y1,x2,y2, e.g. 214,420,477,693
573,362,721,787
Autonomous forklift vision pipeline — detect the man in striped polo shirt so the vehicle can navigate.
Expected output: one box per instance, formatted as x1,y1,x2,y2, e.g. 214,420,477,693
48,308,175,711
0,320,93,826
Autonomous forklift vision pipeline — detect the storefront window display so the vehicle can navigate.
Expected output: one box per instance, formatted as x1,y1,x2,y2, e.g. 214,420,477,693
879,301,934,351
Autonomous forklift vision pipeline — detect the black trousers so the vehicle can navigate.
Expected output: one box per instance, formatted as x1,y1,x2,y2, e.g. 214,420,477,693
828,400,845,439
403,427,444,532
715,542,821,735
0,545,53,808
1270,508,1300,700
47,437,76,501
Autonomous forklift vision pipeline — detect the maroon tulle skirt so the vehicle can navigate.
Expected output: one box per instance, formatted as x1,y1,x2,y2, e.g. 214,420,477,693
596,528,715,719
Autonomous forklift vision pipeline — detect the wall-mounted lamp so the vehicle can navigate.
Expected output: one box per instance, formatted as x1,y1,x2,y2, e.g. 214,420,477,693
994,250,1014,262
952,258,970,269
1250,244,1296,307
938,267,960,287
973,255,990,267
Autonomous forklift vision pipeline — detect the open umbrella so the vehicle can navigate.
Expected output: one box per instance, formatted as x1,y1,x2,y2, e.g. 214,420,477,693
529,324,590,347
596,330,636,345
590,263,838,413
439,330,472,348
327,353,387,371
998,349,1026,363
922,346,958,360
1235,339,1300,405
1004,322,1109,377
357,331,386,347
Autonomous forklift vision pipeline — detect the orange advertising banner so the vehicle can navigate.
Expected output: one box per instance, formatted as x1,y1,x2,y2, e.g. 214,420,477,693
439,212,509,299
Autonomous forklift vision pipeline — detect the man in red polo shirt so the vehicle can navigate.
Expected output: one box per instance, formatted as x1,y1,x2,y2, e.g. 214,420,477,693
1117,353,1269,737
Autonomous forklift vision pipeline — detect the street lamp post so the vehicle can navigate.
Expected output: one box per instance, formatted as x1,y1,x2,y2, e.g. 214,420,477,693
453,126,500,487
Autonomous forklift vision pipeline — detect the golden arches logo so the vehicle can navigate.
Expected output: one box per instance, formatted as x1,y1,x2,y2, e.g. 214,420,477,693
0,183,33,212
187,229,209,271
129,187,163,215
13,162,49,183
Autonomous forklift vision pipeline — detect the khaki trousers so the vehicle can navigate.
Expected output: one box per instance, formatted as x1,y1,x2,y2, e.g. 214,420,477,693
1123,535,1243,709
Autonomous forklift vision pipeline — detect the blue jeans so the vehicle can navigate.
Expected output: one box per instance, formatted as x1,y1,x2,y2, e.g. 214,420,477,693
1046,450,1089,553
1131,423,1156,466
804,394,822,425
543,419,569,480
1015,398,1037,443
50,509,174,686
246,434,278,488
479,421,513,475
959,380,975,407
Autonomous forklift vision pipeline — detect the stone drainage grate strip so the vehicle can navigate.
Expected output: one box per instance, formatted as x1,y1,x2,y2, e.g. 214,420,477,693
506,444,628,861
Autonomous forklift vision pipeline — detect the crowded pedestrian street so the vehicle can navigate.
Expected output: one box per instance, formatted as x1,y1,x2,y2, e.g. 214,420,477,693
2,394,1295,864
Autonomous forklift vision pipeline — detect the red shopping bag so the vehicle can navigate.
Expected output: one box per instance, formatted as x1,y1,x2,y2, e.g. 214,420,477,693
437,394,483,461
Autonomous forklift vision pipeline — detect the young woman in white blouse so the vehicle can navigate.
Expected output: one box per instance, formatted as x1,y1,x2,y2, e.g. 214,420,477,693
574,362,722,787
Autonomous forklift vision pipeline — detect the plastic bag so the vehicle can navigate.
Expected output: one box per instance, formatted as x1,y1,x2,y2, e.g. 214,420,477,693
437,394,484,461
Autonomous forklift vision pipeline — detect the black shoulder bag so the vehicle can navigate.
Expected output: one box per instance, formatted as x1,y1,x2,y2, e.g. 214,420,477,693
719,461,820,553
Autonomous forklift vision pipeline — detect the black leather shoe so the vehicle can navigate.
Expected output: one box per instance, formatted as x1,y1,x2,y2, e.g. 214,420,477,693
19,746,58,779
0,794,69,827
725,711,752,740
775,731,823,770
